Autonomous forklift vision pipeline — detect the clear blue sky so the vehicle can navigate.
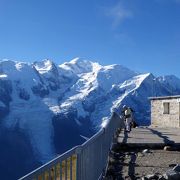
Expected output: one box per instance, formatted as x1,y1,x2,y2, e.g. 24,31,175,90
0,0,180,77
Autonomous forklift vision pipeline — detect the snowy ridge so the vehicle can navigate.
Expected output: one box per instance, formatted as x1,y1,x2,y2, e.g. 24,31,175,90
112,73,151,108
157,75,180,93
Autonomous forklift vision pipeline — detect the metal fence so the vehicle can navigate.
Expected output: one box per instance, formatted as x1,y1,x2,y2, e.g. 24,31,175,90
19,112,123,180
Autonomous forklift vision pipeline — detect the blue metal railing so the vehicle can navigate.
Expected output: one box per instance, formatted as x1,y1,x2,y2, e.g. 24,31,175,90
19,112,123,180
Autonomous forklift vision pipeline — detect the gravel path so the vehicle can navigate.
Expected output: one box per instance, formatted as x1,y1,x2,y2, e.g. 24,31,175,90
121,148,180,179
103,146,180,179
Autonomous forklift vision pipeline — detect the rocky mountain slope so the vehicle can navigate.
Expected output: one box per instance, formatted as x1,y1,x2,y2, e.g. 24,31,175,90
0,58,180,179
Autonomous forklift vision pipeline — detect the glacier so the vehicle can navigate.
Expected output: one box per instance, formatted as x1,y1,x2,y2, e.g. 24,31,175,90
0,58,180,179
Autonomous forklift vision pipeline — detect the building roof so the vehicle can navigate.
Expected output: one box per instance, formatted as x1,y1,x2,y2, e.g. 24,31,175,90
149,95,180,100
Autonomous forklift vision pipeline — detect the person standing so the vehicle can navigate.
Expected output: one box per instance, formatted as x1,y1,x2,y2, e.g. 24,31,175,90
121,105,127,126
124,107,133,132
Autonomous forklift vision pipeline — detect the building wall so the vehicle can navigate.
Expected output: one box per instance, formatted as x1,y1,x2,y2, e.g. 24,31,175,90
151,98,180,127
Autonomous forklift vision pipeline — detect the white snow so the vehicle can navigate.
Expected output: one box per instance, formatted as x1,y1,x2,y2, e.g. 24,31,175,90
0,60,42,95
43,97,61,114
112,73,151,107
0,74,8,78
34,59,54,74
59,57,102,74
15,62,25,71
3,98,55,163
101,117,109,128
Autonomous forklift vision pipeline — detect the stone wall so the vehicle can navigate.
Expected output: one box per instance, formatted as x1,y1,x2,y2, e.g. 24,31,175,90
151,98,180,127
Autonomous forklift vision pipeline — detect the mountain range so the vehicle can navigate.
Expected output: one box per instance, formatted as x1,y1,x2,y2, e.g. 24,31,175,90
0,58,180,179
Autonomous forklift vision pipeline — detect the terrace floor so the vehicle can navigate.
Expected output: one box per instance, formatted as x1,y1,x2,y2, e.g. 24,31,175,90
117,127,180,147
103,127,180,179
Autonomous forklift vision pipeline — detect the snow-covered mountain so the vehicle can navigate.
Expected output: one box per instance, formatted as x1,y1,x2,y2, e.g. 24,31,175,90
0,58,180,179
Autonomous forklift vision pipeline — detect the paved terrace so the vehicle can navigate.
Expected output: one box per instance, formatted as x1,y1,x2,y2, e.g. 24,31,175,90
103,127,180,179
118,127,180,147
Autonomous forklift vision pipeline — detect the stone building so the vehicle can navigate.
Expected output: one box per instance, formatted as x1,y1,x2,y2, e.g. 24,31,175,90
149,95,180,128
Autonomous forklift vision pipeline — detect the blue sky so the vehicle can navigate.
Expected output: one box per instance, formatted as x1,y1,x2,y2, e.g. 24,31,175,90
0,0,180,77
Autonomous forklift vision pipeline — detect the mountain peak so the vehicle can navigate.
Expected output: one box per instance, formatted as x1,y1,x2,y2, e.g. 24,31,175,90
33,59,56,74
69,57,88,64
60,57,102,74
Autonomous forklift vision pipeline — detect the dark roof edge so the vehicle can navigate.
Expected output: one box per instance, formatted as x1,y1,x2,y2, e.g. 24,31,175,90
149,95,180,100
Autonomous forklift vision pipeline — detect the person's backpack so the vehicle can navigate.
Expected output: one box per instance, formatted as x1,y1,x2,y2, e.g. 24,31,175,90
131,121,138,128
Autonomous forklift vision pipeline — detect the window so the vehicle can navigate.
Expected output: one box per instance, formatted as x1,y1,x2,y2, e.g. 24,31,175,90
163,102,170,114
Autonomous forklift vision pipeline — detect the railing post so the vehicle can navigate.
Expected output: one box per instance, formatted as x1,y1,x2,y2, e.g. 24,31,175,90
70,156,72,180
75,146,82,180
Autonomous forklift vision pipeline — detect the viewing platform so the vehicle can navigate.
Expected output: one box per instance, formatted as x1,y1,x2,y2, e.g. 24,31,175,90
117,127,180,148
104,127,180,180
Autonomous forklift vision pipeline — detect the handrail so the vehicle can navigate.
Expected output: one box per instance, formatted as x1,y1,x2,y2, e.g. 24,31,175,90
19,112,123,180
